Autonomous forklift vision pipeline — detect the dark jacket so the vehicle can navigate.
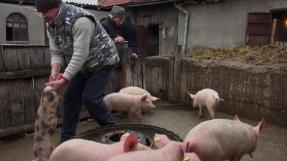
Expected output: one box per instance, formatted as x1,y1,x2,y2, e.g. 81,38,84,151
100,17,139,54
100,17,118,39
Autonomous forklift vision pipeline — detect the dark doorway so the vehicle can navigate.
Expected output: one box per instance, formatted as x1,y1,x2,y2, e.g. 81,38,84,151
270,8,287,45
146,24,159,56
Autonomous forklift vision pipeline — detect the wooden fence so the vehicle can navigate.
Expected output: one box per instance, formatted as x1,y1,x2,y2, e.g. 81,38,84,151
0,43,131,138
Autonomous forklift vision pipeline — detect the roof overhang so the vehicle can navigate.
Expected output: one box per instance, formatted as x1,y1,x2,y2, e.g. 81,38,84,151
124,0,178,7
100,0,180,8
100,0,224,8
0,0,103,10
0,0,34,5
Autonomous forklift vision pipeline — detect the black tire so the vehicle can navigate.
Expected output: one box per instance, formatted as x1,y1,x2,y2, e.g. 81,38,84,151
78,124,182,149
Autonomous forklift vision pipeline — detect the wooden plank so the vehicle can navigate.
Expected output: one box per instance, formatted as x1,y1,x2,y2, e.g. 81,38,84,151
33,76,49,110
21,79,37,124
246,13,272,46
270,19,277,45
168,56,175,102
118,43,132,87
2,47,19,71
17,47,31,69
246,24,271,35
43,47,51,66
0,111,90,139
0,68,50,80
0,81,11,129
0,46,5,72
248,13,272,23
248,35,270,46
29,47,45,68
8,80,25,126
108,70,122,93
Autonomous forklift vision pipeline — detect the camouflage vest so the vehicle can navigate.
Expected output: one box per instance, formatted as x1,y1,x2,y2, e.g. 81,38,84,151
47,3,119,72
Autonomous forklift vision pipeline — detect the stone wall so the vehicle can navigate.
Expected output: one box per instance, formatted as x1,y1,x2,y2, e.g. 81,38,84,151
145,56,287,128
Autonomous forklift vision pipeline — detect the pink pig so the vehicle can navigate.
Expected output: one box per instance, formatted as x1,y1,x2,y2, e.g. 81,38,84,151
153,133,201,161
119,86,160,102
107,139,194,161
103,92,155,121
119,86,159,112
187,88,224,119
49,133,150,161
184,116,264,161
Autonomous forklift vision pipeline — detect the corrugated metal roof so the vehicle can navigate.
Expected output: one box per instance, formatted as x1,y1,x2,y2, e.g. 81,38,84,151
64,0,98,6
100,0,178,7
0,0,99,6
100,0,132,7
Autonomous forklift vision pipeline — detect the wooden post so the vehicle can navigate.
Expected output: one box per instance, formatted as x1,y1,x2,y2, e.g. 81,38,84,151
168,55,175,102
270,19,277,45
117,42,132,87
168,46,182,103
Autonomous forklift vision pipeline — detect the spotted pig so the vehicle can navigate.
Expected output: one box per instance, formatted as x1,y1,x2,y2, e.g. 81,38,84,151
33,86,60,161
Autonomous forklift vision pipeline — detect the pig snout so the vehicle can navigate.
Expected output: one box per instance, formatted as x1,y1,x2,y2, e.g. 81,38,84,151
184,153,201,161
153,133,171,149
140,94,156,109
44,85,53,92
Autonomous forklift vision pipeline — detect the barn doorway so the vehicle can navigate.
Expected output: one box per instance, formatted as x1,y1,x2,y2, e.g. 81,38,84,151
270,8,287,46
146,24,159,56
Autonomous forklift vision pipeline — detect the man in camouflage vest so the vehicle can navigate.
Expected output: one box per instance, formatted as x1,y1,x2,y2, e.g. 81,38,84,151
35,0,119,143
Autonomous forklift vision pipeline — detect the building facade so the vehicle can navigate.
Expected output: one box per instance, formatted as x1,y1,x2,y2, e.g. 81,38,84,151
0,0,108,45
100,0,287,56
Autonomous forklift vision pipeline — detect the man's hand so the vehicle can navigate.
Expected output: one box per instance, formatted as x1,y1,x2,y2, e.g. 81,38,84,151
131,53,139,61
45,74,69,91
49,64,61,82
115,36,125,44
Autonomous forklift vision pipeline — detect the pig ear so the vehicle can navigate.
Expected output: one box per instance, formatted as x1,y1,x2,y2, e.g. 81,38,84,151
187,91,194,99
151,96,160,101
253,118,265,137
141,94,148,101
181,141,192,153
123,133,138,152
120,132,131,141
233,114,241,122
153,133,171,149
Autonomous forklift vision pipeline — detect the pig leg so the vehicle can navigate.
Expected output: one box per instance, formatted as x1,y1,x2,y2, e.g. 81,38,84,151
229,155,243,161
206,105,215,119
129,110,143,121
105,102,113,112
118,111,126,118
198,105,203,118
127,111,137,122
134,110,143,120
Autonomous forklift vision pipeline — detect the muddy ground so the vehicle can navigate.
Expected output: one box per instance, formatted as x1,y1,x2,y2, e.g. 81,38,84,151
0,101,286,161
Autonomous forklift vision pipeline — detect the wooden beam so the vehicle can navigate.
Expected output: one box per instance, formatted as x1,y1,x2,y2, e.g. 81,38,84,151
0,111,90,139
118,43,133,87
270,19,277,45
0,68,50,80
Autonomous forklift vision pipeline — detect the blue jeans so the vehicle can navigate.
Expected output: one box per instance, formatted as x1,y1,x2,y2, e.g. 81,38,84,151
60,67,116,143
